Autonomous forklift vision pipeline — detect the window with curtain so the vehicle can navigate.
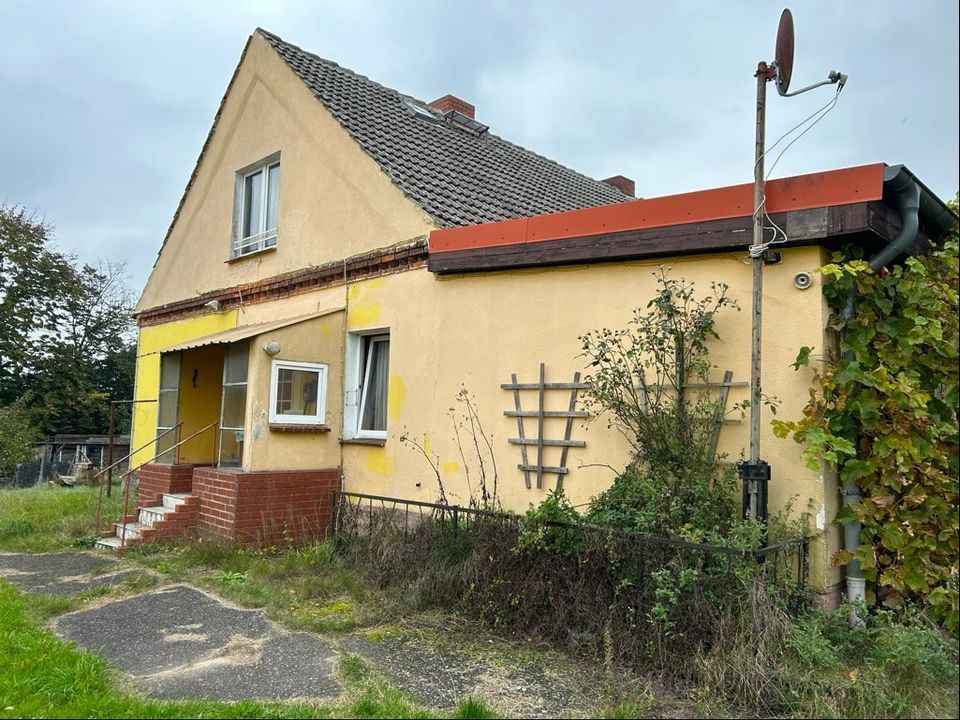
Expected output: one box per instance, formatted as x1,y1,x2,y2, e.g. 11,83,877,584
358,334,389,437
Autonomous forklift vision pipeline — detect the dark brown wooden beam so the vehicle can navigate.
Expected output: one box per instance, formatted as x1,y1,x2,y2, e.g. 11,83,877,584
428,203,880,275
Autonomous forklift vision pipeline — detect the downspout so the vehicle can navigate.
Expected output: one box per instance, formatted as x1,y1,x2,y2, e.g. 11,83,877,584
840,165,920,625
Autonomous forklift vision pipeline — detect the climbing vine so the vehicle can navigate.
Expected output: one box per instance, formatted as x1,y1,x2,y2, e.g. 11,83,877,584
774,204,959,631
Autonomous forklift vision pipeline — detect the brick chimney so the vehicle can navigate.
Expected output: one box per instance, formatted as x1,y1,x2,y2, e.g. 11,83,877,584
601,175,635,197
428,94,475,120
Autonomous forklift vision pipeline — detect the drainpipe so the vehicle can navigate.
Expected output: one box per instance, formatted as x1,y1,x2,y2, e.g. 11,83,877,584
840,165,920,625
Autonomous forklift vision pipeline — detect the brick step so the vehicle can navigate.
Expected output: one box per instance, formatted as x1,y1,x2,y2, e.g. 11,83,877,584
96,493,198,552
163,492,193,510
94,536,123,550
138,505,172,526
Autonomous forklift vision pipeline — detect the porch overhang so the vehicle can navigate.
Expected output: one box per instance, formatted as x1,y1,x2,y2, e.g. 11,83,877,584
156,307,344,354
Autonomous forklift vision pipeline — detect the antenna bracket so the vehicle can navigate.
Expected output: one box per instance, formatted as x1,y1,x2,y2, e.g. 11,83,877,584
755,61,777,81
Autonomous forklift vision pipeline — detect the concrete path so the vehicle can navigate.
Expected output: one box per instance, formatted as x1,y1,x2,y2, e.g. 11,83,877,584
0,552,600,715
0,551,143,596
54,585,342,702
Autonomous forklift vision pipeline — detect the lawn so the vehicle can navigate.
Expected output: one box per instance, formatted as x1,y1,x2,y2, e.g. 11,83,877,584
0,482,128,552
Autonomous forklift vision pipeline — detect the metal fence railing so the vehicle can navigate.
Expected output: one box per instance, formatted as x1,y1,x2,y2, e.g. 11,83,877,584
331,490,809,592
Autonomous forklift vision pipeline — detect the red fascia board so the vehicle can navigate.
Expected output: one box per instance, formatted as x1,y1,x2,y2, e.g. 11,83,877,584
430,163,885,253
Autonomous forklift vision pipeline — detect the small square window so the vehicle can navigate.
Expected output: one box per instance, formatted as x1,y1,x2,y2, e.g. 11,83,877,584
232,156,280,258
269,360,328,426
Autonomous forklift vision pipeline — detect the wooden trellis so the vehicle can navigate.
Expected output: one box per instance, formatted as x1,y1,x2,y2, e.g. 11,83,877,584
638,369,745,461
501,363,588,491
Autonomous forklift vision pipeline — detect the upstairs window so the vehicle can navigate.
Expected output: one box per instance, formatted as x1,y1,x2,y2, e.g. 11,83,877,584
232,155,280,258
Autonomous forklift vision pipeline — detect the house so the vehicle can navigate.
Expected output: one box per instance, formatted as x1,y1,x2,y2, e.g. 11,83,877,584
122,29,955,603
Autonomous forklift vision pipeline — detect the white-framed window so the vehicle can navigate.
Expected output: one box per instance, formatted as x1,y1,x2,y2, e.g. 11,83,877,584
269,360,328,426
219,341,249,467
231,154,280,258
344,331,390,440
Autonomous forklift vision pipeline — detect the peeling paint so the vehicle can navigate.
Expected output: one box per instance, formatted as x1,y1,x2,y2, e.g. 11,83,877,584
816,504,826,530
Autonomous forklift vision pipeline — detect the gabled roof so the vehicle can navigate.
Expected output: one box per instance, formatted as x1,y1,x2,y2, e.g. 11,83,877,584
258,29,629,227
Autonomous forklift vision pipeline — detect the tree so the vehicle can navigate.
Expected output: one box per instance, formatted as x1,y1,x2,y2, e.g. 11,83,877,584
0,205,136,435
0,397,39,478
0,206,75,405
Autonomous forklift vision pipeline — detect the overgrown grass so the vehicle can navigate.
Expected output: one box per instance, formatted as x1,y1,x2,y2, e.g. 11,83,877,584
781,607,959,718
126,537,381,633
336,512,960,719
0,484,128,552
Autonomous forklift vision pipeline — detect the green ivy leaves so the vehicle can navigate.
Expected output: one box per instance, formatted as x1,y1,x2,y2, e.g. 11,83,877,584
779,223,959,633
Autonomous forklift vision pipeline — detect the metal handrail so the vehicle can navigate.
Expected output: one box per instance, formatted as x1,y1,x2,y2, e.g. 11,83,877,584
94,423,181,536
93,432,173,482
117,419,220,548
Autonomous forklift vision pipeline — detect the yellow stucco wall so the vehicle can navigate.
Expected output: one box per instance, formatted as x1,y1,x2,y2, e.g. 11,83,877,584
136,32,435,312
244,310,346,471
131,311,238,467
134,249,837,590
333,248,838,590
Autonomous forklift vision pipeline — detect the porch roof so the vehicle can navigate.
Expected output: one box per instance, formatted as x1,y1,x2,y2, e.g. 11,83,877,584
157,307,344,354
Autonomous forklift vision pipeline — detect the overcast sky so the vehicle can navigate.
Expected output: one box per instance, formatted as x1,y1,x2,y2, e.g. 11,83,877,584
2,0,958,292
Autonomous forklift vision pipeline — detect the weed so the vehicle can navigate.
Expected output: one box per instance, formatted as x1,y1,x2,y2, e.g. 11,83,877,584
603,694,656,719
218,570,247,586
453,697,497,719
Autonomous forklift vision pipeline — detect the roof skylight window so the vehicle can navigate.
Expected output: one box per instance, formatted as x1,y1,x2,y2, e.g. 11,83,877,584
401,98,441,124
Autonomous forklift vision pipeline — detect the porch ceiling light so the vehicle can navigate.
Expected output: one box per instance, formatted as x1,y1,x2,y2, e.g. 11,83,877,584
263,341,281,356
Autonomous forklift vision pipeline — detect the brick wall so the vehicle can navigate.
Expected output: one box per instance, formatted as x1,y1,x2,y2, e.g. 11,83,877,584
192,467,340,547
138,463,204,507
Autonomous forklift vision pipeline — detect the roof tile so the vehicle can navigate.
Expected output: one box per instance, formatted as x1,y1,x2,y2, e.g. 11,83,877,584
258,29,629,228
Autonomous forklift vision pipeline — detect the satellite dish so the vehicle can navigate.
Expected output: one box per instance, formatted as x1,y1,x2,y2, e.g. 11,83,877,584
775,8,795,95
